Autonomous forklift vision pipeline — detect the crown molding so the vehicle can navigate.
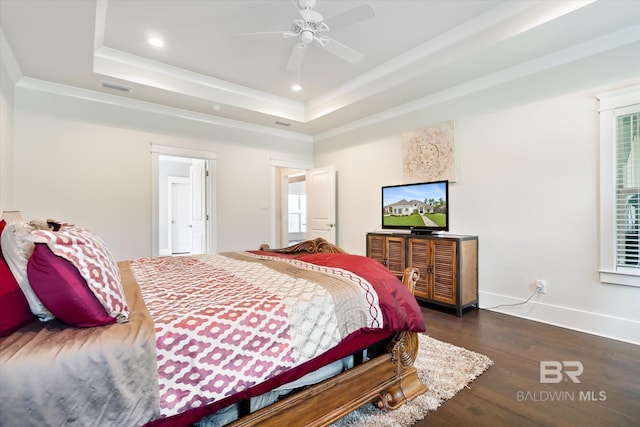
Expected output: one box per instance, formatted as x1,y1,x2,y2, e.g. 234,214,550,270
314,23,640,142
15,77,313,143
93,46,307,123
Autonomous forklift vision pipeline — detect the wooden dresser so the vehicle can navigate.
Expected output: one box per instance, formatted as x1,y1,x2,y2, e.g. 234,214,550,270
367,232,478,316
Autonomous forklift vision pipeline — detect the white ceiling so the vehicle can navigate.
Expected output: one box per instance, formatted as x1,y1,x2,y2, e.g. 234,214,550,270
1,0,639,138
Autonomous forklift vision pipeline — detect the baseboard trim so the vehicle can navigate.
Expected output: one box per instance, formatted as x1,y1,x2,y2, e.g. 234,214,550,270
479,291,640,345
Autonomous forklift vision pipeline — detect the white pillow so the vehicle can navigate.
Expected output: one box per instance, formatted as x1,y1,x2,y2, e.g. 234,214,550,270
0,222,54,321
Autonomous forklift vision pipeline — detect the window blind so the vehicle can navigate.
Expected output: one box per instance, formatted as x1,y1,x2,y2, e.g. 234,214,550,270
615,111,640,270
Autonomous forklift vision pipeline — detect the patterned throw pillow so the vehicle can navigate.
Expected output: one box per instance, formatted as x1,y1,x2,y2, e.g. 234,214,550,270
28,225,129,323
0,220,33,336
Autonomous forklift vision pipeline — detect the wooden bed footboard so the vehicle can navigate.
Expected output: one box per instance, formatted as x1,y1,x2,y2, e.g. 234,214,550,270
259,237,348,254
230,239,427,426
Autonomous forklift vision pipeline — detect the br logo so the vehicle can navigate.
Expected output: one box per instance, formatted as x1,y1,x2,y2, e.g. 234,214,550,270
540,361,583,383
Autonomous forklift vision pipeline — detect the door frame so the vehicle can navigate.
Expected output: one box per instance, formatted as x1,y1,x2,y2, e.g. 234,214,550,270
151,143,217,256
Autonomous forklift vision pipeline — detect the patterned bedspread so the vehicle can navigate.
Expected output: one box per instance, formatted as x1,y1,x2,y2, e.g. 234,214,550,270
131,251,392,419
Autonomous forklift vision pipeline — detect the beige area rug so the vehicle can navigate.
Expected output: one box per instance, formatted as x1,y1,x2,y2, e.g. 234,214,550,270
331,335,493,427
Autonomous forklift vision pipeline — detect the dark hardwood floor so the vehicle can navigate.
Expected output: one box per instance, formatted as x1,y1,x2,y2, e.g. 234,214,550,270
412,305,640,427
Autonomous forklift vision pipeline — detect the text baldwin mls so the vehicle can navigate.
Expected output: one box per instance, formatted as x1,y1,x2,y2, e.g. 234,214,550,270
516,390,607,402
517,361,607,402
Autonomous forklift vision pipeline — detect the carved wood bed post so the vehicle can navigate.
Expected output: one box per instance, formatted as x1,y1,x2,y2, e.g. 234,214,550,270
377,266,425,410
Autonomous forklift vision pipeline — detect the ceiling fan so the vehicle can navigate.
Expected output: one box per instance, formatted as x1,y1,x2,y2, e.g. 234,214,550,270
237,0,375,72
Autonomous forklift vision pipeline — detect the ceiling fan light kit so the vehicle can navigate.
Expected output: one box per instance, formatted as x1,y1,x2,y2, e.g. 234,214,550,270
298,29,315,46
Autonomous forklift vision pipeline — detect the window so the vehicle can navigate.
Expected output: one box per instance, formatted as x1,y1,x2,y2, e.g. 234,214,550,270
288,194,307,233
599,86,640,287
615,112,640,270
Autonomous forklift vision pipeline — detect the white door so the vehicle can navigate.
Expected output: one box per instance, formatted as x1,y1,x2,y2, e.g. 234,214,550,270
190,160,207,254
306,166,337,244
171,181,192,254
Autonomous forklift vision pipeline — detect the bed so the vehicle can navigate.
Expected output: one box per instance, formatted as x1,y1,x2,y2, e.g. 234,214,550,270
0,219,427,427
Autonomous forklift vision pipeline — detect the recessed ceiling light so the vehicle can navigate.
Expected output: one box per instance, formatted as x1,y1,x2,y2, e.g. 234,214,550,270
291,84,302,92
148,37,164,48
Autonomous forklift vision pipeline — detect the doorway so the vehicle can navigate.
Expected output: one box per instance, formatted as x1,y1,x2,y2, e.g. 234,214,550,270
275,165,337,248
168,176,191,254
151,144,217,257
285,171,307,245
276,168,306,247
159,155,208,256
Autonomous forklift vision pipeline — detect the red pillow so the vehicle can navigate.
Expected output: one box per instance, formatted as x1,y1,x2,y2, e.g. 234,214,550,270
27,243,115,327
29,225,128,323
0,220,33,336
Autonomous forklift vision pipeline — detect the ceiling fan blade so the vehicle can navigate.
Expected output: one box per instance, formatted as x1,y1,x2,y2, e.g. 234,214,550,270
234,31,289,40
291,0,301,14
324,3,375,30
286,44,308,72
320,37,364,64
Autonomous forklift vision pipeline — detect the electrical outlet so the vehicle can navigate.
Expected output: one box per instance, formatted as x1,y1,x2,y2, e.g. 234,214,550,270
535,279,547,294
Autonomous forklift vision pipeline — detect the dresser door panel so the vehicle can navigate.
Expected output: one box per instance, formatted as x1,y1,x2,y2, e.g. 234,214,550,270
385,237,406,277
408,238,431,299
432,240,457,304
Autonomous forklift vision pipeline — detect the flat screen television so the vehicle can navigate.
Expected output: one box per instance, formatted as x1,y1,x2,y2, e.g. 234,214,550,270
382,180,449,234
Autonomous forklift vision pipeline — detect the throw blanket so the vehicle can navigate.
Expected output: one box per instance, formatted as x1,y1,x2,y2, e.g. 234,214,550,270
131,251,387,418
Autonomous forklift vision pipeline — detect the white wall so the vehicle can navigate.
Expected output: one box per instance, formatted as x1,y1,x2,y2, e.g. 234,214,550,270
11,86,313,260
315,80,640,345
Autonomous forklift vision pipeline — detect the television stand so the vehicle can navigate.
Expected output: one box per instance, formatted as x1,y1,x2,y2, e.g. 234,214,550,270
366,232,478,317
